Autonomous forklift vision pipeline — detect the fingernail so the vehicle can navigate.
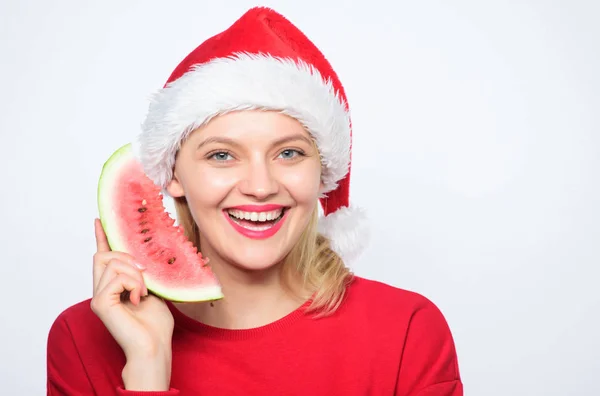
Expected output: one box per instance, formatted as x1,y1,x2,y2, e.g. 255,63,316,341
134,262,146,270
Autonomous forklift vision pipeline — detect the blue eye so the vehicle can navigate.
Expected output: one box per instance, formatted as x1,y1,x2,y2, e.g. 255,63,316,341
279,149,301,159
210,152,233,161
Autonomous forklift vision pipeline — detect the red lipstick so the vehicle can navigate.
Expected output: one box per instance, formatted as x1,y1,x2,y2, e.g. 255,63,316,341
223,205,288,240
227,204,284,212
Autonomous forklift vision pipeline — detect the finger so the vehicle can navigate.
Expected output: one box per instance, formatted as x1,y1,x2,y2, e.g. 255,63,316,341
93,251,145,291
94,218,111,253
95,259,147,296
95,259,147,297
97,273,145,307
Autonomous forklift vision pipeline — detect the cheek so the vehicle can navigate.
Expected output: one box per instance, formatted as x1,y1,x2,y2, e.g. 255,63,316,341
182,168,237,210
280,163,322,203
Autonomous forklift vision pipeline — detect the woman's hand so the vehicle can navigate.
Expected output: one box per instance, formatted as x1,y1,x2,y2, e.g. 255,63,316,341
90,218,174,391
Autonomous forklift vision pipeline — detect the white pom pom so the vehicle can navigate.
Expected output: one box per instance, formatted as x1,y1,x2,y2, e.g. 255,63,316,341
317,205,369,264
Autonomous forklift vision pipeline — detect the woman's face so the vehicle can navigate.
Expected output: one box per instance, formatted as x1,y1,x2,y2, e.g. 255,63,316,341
167,110,322,272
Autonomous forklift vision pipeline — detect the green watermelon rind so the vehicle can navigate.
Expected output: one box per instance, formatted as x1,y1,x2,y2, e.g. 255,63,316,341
97,143,224,303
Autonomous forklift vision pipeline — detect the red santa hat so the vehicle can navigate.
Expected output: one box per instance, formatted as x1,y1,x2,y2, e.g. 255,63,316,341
133,7,368,263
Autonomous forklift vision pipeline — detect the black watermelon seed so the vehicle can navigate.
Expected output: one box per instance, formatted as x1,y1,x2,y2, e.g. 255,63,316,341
168,257,176,264
143,237,152,243
138,207,147,213
141,229,150,234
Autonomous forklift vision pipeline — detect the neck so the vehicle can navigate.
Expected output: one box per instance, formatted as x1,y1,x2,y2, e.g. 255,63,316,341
174,246,308,330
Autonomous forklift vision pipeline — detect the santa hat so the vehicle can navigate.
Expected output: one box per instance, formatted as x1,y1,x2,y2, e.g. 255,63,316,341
133,7,368,263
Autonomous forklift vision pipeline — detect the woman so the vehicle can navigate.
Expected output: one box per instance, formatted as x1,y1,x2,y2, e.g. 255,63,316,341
47,7,463,395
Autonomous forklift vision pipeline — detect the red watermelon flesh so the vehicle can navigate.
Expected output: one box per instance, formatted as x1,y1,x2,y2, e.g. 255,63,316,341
97,143,223,302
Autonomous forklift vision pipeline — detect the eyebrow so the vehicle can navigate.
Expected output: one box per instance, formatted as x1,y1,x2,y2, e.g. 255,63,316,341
196,136,239,150
196,134,314,150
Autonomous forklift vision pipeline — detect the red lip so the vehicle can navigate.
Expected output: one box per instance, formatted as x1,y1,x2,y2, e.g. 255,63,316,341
223,209,288,240
227,204,285,212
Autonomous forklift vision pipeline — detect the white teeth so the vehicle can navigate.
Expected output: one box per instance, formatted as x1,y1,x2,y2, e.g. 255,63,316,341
227,209,283,222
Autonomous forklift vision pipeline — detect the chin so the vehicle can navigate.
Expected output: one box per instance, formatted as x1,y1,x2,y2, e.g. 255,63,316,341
223,247,288,272
195,205,311,273
219,206,307,272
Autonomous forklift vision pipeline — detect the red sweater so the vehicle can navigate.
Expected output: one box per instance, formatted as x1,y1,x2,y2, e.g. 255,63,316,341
47,276,463,395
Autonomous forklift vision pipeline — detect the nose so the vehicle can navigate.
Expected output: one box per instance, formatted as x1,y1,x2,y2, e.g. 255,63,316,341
237,159,280,200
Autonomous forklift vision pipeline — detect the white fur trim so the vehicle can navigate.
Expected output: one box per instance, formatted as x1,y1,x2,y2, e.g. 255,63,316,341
318,205,369,264
134,52,351,194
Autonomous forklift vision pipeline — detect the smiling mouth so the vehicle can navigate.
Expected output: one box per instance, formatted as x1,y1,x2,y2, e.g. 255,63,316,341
225,208,287,231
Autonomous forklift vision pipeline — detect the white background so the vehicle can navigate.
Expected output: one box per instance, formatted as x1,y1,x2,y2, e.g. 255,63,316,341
1,0,598,394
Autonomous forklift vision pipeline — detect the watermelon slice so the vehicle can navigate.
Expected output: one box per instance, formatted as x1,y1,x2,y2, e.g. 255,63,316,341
97,143,223,302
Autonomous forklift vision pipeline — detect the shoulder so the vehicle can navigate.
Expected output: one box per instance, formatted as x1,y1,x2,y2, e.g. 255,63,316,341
47,300,127,392
343,277,462,389
342,276,455,336
344,275,445,315
47,298,119,355
49,298,97,337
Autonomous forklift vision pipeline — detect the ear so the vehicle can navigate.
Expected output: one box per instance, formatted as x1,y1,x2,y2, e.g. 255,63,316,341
166,172,185,198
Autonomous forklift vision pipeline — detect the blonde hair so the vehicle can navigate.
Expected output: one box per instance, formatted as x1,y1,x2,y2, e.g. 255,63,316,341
173,197,353,317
